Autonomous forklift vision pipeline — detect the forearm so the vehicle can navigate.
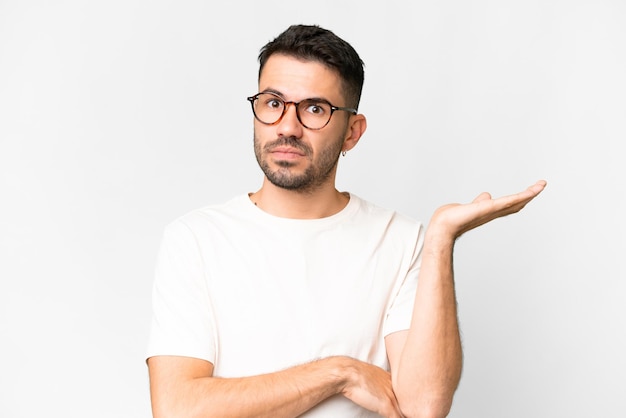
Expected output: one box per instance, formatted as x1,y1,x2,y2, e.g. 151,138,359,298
391,181,546,417
393,231,463,417
149,356,349,418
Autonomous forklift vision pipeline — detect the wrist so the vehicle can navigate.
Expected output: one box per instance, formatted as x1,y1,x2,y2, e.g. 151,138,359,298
326,356,358,394
423,226,456,254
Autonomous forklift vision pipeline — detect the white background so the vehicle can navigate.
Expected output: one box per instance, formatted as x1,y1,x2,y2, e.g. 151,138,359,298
1,1,624,417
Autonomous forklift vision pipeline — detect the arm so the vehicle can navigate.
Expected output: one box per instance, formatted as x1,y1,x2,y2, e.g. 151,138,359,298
150,219,405,418
148,354,404,418
386,180,547,418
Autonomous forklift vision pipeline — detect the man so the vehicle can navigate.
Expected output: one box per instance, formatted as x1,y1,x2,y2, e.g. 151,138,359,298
146,24,546,418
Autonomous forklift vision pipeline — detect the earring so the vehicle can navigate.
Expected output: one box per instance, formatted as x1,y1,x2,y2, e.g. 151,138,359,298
342,150,347,157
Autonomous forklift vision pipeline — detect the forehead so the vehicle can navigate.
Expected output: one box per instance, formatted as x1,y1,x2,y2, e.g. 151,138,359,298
259,54,344,103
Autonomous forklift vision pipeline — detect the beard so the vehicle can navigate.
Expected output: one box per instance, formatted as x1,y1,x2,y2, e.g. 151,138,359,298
254,133,344,193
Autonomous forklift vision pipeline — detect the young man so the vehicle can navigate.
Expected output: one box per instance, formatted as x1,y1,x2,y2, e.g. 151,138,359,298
146,25,546,418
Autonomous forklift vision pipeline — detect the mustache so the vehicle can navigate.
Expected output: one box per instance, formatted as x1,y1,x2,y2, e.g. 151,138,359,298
264,137,312,155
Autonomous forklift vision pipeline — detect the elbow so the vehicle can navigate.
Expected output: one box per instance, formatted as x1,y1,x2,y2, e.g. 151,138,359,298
152,406,203,418
397,401,453,418
151,403,182,418
151,397,204,418
394,388,454,418
392,366,461,418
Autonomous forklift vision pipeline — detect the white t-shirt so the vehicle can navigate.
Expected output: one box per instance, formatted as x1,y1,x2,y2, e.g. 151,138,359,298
147,193,424,417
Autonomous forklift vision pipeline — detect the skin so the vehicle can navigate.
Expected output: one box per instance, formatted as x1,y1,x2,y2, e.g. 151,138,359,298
249,54,367,218
387,181,547,418
252,96,347,192
147,53,548,418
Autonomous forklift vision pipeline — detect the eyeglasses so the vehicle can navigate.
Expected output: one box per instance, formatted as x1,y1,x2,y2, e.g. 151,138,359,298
247,92,357,130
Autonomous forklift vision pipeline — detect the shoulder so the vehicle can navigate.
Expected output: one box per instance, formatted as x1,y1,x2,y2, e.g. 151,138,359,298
168,194,250,228
345,194,424,251
350,193,422,229
159,194,252,244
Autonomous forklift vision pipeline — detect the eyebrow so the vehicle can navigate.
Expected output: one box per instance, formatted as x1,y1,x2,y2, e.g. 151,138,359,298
260,88,332,104
261,88,284,97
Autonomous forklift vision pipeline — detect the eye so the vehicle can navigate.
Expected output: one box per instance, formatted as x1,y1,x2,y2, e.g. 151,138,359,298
265,98,282,109
303,101,328,116
258,93,284,111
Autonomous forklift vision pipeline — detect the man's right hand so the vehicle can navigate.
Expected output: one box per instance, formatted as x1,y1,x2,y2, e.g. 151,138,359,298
338,357,404,418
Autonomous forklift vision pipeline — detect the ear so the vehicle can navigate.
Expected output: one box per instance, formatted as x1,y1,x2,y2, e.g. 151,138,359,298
342,114,367,152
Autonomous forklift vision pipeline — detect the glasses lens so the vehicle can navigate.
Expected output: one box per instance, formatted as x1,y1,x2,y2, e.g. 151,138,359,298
297,100,332,130
253,93,284,124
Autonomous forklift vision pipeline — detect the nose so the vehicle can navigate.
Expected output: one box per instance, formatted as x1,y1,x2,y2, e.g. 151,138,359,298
275,102,304,138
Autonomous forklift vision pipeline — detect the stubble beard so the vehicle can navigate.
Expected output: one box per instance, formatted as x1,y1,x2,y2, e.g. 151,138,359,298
253,133,344,194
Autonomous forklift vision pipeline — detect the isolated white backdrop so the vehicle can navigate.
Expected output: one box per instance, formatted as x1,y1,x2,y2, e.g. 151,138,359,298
1,1,624,417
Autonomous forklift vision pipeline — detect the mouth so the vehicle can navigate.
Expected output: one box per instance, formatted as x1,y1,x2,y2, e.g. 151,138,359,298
268,145,308,161
271,146,305,155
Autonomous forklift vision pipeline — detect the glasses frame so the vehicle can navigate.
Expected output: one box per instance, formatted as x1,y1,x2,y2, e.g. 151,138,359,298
247,92,358,130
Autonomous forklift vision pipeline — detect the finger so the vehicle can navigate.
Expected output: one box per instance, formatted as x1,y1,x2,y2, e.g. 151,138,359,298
463,181,546,228
472,180,546,210
519,180,548,198
528,179,548,194
493,180,548,209
472,191,492,203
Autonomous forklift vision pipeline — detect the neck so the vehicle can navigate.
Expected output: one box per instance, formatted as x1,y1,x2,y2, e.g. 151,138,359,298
249,179,349,219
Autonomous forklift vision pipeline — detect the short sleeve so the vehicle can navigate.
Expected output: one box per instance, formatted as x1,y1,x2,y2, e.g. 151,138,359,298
146,219,216,363
382,223,424,337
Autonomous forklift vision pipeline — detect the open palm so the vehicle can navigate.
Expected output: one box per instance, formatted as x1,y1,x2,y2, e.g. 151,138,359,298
429,180,548,239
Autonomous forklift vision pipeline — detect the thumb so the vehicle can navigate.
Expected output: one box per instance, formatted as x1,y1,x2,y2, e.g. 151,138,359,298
472,191,492,203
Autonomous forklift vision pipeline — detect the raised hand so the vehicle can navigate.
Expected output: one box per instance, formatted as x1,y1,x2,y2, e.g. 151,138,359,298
428,180,547,240
385,181,547,417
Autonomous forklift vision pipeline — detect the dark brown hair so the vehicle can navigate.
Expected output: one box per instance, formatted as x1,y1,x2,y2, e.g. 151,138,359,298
258,25,365,109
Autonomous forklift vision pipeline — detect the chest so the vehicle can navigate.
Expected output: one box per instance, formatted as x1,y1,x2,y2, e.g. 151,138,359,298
203,230,402,376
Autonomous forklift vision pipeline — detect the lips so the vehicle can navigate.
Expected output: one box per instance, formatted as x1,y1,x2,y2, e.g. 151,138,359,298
270,146,306,156
264,138,311,158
